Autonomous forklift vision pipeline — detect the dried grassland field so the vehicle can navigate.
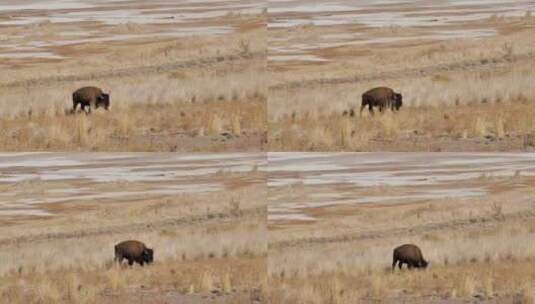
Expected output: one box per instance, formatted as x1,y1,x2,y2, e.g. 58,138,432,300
267,153,535,303
0,0,266,151
268,0,535,151
0,153,266,303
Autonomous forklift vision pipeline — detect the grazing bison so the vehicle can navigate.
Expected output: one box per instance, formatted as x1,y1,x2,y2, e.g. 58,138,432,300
392,244,428,271
72,86,110,113
114,240,154,266
360,87,402,115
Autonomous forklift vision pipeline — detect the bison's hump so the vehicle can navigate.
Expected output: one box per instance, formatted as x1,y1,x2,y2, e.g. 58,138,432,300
363,87,395,98
73,87,103,100
74,86,103,94
115,240,147,254
394,244,423,258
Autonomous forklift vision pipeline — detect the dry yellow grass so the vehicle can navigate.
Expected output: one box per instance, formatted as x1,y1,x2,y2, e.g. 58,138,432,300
0,98,265,151
270,101,535,151
268,258,535,303
0,255,265,304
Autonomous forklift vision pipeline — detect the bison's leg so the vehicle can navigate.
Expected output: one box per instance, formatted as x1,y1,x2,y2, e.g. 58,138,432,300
392,258,398,272
135,258,145,267
73,101,79,113
399,261,403,270
128,258,134,266
368,103,374,115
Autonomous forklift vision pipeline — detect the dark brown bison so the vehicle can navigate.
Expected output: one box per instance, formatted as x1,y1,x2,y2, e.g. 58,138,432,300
114,240,154,266
392,244,428,271
72,86,110,113
360,87,402,115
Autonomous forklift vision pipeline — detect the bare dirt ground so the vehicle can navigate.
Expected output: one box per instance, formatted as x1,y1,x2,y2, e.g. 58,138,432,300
267,153,535,303
268,0,535,151
0,153,266,303
0,0,266,151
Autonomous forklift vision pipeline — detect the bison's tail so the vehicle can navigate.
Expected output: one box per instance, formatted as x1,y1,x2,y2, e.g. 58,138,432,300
361,94,368,106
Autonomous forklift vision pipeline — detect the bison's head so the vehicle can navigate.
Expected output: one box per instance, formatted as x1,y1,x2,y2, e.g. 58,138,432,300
394,93,402,110
97,93,110,110
143,248,154,264
420,259,428,268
